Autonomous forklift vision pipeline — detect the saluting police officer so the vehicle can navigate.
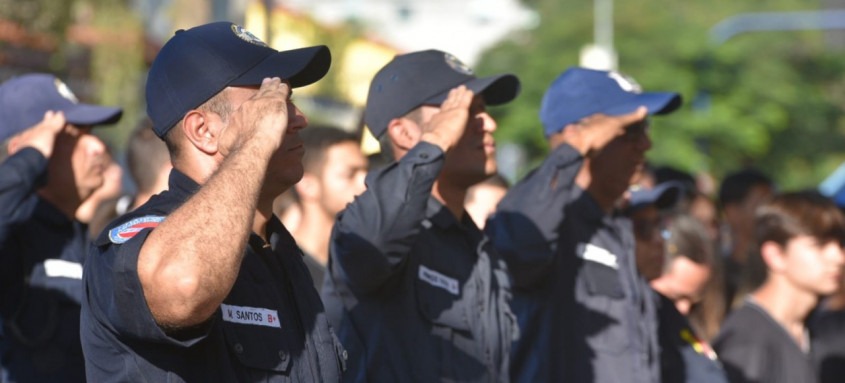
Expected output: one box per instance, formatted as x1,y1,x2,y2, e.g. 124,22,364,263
0,74,122,382
486,68,681,382
80,22,345,382
321,50,520,382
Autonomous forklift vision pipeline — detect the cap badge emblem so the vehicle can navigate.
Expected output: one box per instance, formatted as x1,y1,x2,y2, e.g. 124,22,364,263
444,53,473,75
231,24,268,47
54,78,79,103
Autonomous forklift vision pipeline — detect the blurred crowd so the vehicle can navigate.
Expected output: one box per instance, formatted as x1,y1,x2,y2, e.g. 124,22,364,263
2,21,845,383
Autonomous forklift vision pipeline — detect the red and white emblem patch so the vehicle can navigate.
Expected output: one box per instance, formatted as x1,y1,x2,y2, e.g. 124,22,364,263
108,215,165,244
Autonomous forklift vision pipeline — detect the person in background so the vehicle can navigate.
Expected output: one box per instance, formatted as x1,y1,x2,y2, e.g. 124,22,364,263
718,168,776,310
465,173,509,229
652,214,728,383
79,118,173,240
76,149,125,239
714,191,845,383
293,126,367,289
80,22,344,381
487,67,682,382
627,181,681,281
323,49,521,382
0,73,122,383
125,117,172,210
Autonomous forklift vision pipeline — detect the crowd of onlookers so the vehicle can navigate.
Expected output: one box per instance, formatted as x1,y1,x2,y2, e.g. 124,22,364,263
2,21,845,383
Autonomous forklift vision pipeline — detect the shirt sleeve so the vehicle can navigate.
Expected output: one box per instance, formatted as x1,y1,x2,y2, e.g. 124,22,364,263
84,225,210,347
0,148,47,245
329,141,444,294
485,143,584,289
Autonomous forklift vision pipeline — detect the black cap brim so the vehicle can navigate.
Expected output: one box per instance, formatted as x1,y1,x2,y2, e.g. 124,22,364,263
231,45,331,88
64,103,123,127
424,74,521,106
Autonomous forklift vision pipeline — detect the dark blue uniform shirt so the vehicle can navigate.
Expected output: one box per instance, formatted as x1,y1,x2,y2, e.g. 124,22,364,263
486,144,660,383
322,142,518,382
81,169,345,382
656,293,728,383
0,148,87,383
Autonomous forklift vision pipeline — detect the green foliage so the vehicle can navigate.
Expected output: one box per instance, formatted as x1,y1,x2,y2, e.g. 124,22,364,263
87,0,145,152
478,0,845,190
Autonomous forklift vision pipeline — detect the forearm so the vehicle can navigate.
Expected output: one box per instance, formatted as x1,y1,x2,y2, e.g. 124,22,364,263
486,144,584,286
332,142,443,292
137,140,271,329
0,149,46,243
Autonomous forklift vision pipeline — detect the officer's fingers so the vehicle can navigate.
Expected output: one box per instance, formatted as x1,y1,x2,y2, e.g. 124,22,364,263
615,106,648,127
440,87,459,109
256,77,283,97
33,110,66,135
455,88,474,109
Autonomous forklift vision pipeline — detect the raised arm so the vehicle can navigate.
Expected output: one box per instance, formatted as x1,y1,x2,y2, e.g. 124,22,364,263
330,86,474,293
0,111,66,244
486,107,647,288
136,78,291,330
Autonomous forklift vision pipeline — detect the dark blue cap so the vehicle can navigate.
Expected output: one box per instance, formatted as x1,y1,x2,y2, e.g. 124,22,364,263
629,181,683,211
0,74,122,142
540,67,681,137
364,49,520,138
146,22,331,138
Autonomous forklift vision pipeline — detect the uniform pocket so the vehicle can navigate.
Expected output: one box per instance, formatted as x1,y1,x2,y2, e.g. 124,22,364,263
582,259,625,299
221,316,292,373
579,259,630,354
415,266,471,332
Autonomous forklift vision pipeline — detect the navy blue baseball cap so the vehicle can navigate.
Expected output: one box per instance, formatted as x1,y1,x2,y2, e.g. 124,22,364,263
629,181,683,211
146,22,331,138
0,74,122,142
540,67,681,137
364,50,520,138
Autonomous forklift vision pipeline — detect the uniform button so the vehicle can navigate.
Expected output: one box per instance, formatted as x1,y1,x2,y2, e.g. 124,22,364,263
342,349,348,360
279,350,289,362
234,343,244,354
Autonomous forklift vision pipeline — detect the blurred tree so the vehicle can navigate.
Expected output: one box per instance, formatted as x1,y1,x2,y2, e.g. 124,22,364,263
84,0,145,151
0,0,79,71
477,0,845,190
0,0,144,152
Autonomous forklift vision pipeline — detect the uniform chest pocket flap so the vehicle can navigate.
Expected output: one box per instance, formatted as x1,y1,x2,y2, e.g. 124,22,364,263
220,306,292,373
415,265,471,332
579,244,625,299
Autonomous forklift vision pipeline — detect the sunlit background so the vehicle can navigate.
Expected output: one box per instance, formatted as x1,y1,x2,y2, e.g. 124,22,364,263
2,0,845,192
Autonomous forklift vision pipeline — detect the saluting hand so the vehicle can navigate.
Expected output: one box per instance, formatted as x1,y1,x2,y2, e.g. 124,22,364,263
222,77,291,156
557,106,648,157
421,85,474,153
8,110,67,158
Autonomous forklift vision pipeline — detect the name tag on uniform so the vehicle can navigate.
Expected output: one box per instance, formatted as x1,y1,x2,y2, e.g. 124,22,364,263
418,265,459,295
221,304,281,328
44,259,83,279
580,244,619,269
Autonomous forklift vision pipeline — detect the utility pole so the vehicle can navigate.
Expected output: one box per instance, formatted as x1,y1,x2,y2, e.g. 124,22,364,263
580,0,617,70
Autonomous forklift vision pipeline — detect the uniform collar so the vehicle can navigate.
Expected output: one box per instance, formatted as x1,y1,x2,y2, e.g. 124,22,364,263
167,168,202,202
570,186,606,225
424,196,482,237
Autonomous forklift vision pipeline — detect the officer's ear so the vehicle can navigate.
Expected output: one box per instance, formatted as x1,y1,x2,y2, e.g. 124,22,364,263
386,117,421,153
294,173,321,201
181,109,220,155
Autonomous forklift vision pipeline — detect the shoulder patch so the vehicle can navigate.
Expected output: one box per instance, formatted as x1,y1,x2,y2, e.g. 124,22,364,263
108,215,165,244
